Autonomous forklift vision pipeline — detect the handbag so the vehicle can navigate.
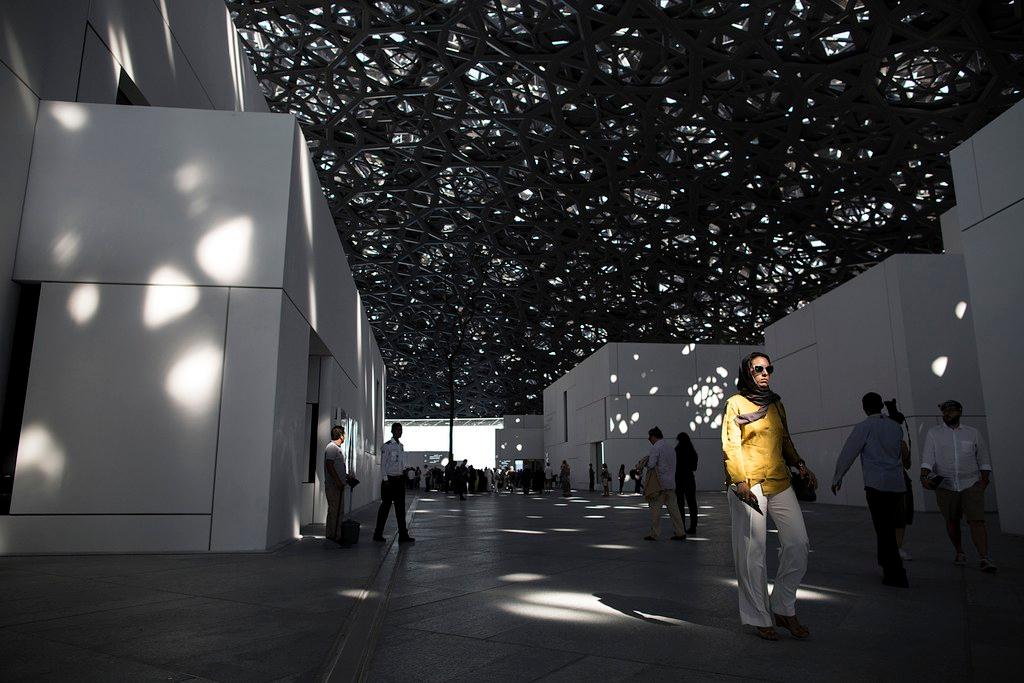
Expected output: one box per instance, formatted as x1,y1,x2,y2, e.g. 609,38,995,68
790,469,817,502
775,403,817,502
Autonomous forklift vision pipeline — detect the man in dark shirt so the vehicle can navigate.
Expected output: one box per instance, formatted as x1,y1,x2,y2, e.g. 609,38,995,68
675,432,699,534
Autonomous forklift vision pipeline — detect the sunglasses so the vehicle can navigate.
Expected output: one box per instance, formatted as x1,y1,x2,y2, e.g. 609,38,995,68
751,365,774,375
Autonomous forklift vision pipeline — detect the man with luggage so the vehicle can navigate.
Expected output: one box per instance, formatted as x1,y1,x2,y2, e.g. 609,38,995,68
324,425,348,545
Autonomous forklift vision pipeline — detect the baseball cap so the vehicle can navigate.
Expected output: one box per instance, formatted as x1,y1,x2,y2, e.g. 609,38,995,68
938,400,962,411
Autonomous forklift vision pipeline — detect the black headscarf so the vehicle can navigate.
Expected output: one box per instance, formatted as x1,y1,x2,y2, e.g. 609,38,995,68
735,351,781,425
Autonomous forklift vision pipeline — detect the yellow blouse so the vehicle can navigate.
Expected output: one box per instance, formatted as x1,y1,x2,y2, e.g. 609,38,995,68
721,394,801,496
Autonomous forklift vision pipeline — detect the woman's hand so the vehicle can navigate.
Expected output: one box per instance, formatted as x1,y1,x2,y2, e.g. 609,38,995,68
798,463,818,490
736,481,755,503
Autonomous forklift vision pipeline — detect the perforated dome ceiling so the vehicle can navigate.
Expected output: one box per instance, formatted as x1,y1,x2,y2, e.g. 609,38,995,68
229,0,1024,418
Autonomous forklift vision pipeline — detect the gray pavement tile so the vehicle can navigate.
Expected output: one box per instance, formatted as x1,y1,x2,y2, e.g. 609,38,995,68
0,579,185,628
0,630,212,682
159,626,333,682
364,628,527,683
532,655,646,682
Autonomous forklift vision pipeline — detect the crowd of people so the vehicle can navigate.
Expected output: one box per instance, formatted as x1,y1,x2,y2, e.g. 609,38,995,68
719,350,996,641
323,349,998,642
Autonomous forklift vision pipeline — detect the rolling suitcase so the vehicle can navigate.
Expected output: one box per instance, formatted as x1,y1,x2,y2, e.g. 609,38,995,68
340,518,360,545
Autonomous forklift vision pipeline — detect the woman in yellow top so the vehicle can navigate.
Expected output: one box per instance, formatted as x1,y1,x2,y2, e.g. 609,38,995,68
722,351,817,641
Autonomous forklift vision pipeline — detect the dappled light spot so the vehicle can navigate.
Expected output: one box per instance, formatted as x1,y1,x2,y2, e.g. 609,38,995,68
165,344,222,414
717,577,836,602
174,162,204,194
67,284,100,325
50,102,88,130
501,590,621,624
499,573,546,582
144,267,199,328
16,423,66,485
52,232,80,267
196,216,253,284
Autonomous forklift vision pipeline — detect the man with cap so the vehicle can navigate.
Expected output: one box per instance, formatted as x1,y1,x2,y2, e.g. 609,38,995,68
920,400,996,572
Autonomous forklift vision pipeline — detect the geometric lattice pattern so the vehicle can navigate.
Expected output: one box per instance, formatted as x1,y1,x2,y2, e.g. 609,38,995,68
229,1,1024,417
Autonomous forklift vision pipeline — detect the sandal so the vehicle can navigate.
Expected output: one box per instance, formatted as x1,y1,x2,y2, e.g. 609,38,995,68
773,613,810,638
756,626,778,641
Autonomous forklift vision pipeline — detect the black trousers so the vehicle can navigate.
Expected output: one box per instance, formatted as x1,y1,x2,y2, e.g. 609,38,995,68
374,475,409,538
864,487,906,582
677,472,698,529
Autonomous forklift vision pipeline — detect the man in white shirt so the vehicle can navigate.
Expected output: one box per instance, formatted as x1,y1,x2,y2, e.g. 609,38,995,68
643,426,686,541
373,423,414,543
544,461,553,493
324,425,348,545
920,400,995,572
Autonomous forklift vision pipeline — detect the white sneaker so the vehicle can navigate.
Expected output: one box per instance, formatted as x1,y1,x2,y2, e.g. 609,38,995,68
899,549,912,561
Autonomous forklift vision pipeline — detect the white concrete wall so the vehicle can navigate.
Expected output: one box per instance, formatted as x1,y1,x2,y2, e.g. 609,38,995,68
495,415,545,465
543,342,757,490
951,98,1024,535
15,103,294,287
1,101,384,551
12,282,227,516
765,254,992,512
210,288,279,551
0,0,268,418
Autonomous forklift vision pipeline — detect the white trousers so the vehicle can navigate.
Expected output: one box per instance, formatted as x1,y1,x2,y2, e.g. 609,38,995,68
728,483,809,627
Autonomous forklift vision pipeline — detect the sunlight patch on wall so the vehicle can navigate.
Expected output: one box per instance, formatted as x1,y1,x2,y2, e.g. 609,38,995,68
196,216,253,284
954,300,967,320
67,284,100,325
144,267,199,328
16,423,67,485
166,344,223,414
50,102,88,130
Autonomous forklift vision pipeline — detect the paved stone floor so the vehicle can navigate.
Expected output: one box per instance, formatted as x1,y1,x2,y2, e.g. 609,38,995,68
1,490,1021,682
0,502,391,682
369,490,1022,682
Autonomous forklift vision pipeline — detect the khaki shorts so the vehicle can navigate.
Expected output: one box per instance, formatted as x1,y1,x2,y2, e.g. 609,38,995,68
936,485,985,523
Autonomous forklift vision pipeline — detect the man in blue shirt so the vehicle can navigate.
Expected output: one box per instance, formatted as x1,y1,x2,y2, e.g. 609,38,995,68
832,392,910,587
